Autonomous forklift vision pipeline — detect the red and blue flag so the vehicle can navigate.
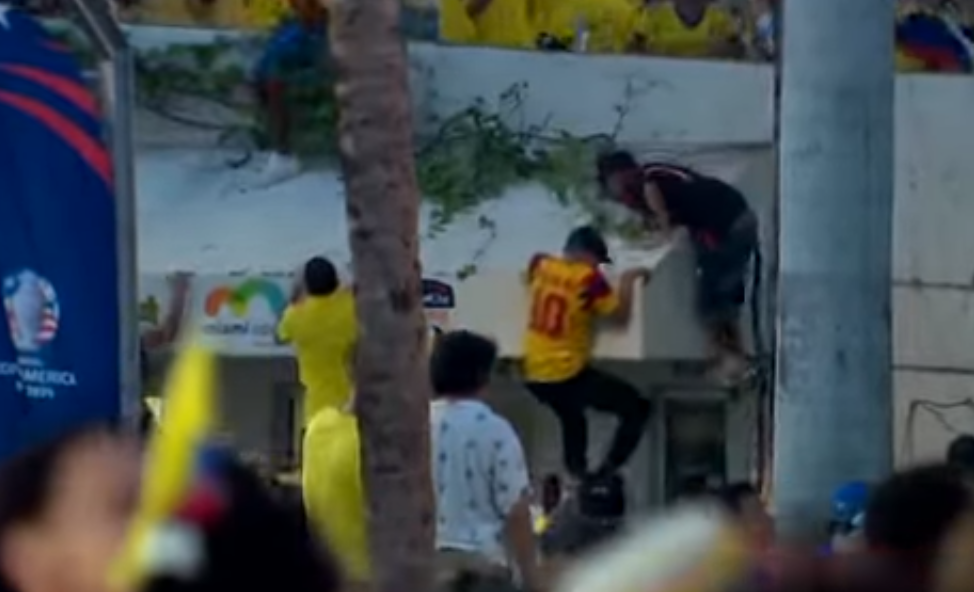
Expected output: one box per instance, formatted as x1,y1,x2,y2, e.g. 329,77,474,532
897,9,974,72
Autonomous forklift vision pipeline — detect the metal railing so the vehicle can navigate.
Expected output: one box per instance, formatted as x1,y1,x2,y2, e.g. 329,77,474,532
67,0,140,430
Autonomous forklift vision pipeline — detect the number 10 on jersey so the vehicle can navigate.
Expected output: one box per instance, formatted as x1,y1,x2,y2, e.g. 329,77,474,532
529,291,568,338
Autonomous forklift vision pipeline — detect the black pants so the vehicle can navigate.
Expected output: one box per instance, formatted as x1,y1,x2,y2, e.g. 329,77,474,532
693,211,758,325
526,367,651,478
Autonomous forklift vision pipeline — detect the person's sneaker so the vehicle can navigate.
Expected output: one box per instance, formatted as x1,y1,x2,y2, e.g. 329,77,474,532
579,472,626,519
254,151,301,187
232,151,301,192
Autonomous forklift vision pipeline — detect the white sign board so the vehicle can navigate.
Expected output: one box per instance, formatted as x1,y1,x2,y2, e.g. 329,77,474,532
190,275,292,357
138,273,458,358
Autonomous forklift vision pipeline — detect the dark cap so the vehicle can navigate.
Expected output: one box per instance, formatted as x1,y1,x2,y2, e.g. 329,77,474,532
596,150,639,186
565,225,611,263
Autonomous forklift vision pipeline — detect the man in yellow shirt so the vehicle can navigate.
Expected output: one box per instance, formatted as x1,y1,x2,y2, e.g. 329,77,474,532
440,0,533,48
277,257,357,428
634,0,744,59
303,398,370,585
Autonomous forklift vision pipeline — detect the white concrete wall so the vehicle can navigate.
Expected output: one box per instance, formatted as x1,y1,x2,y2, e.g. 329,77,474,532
892,75,974,466
125,28,775,148
409,48,774,146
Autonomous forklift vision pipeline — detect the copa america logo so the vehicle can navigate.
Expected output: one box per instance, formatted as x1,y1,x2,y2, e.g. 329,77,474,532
2,270,60,354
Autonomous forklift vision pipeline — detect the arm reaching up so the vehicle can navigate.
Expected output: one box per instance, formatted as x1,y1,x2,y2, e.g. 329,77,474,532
141,272,191,350
589,268,650,325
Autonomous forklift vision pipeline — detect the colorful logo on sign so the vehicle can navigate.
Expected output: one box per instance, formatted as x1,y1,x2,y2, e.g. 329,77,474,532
198,278,288,352
2,270,60,354
203,279,287,318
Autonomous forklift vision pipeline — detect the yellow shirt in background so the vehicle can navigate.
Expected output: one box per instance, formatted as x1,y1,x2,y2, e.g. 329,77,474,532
637,2,738,58
440,0,478,44
303,408,370,582
481,0,534,48
277,289,357,426
896,50,927,71
537,0,638,52
442,0,534,48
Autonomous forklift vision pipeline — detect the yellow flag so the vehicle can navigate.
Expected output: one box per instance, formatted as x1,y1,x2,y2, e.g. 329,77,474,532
109,340,217,591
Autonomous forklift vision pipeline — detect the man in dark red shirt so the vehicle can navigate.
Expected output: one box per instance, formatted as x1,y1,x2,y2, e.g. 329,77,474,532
596,150,758,384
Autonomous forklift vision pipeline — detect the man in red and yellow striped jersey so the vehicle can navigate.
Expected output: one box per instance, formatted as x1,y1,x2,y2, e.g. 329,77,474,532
522,226,652,481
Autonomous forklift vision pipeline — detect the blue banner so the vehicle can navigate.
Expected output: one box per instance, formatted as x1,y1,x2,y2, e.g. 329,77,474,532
0,7,119,457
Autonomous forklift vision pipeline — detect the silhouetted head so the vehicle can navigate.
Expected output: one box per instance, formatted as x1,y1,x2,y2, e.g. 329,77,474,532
430,330,498,399
865,464,971,583
563,226,611,266
596,150,641,203
142,452,341,592
303,257,340,297
0,425,140,592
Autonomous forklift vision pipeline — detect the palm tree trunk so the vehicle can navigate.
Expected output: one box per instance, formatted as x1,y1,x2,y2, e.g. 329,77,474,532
329,1,434,592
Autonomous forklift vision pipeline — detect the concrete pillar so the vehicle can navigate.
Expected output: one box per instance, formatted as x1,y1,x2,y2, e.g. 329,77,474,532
772,0,896,537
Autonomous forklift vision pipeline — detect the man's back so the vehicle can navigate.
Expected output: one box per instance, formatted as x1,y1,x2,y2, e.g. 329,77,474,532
277,288,356,425
430,399,529,565
642,163,749,235
522,254,618,383
302,407,369,581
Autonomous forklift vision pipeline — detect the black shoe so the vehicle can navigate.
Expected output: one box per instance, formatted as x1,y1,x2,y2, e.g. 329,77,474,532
579,471,626,519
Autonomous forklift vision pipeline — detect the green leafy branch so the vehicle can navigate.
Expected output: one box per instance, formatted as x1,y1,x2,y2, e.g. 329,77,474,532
56,29,640,255
415,81,617,235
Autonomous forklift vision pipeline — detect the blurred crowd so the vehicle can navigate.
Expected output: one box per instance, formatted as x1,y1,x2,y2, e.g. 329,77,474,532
2,378,974,592
1,256,974,592
443,0,974,73
15,0,974,74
